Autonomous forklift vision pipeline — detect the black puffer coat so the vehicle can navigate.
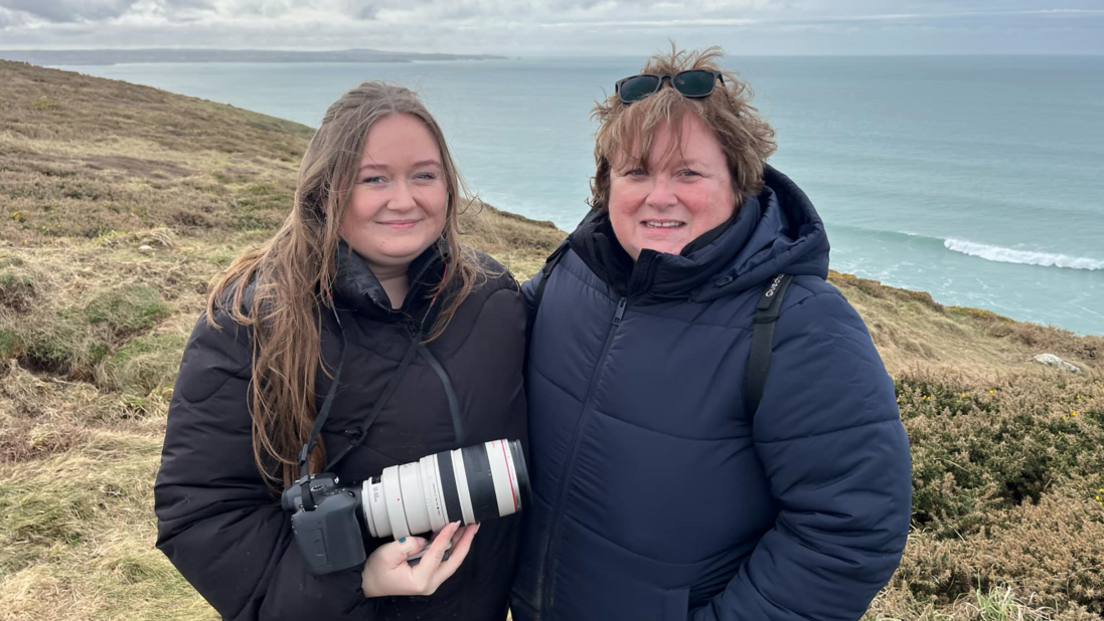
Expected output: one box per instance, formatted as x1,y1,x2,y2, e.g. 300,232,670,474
155,243,528,621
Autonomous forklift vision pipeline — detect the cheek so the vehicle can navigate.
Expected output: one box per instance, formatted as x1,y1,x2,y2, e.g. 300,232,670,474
345,188,383,222
608,181,642,219
418,185,449,219
686,185,735,223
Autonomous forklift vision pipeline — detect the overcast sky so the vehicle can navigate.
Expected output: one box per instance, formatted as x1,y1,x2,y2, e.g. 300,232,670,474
1,0,1102,55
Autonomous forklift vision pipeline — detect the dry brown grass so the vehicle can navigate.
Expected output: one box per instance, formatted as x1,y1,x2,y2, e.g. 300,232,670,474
828,271,1103,376
2,59,1103,620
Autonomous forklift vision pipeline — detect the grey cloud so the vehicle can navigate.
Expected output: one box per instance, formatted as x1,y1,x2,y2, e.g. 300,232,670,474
237,0,296,17
350,0,742,21
0,0,1101,54
0,7,25,27
792,0,1104,21
162,0,217,9
351,0,474,20
0,0,142,23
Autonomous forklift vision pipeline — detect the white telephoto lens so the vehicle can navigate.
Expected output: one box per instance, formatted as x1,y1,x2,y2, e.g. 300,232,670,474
381,465,410,540
420,454,449,533
451,448,476,525
398,462,431,535
359,439,529,542
362,479,386,538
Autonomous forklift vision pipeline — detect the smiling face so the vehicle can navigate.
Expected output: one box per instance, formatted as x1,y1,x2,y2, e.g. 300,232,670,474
339,113,448,275
607,114,737,261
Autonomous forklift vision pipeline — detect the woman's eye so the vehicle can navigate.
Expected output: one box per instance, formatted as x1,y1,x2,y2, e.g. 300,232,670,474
361,176,385,184
414,172,439,181
626,168,646,177
679,169,700,178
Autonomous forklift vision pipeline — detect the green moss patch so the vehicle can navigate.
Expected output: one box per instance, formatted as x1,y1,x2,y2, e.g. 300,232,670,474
84,285,171,336
101,331,187,397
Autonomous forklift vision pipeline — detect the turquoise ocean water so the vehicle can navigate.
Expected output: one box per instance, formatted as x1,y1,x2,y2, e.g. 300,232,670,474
54,56,1104,335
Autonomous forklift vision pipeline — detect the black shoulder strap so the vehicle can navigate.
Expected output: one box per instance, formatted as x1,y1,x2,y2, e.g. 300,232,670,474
525,240,569,344
743,274,793,419
298,304,421,497
531,241,568,312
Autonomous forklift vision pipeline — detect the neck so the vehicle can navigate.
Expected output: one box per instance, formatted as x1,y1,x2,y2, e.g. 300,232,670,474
371,264,409,309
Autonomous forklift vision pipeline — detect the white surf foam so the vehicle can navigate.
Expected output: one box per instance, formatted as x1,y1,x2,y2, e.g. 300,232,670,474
944,238,1104,271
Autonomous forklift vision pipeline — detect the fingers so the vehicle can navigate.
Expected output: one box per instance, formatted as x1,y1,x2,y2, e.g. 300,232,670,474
449,524,465,549
444,523,479,567
380,535,427,567
397,536,428,557
425,523,479,592
364,523,480,598
362,536,428,597
411,521,460,578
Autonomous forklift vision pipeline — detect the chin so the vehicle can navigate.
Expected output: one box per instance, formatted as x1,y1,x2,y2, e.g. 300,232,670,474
640,242,687,256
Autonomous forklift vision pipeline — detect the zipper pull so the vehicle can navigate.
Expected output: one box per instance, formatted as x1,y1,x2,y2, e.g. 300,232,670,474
612,297,628,326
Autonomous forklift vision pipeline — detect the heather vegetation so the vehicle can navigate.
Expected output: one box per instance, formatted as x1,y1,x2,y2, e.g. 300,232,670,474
1,60,1102,620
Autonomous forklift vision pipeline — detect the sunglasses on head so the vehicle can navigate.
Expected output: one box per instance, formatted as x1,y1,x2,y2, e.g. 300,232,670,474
615,70,724,105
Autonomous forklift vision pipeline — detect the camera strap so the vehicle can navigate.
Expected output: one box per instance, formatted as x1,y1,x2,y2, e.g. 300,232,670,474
298,291,433,509
322,337,420,472
297,303,349,510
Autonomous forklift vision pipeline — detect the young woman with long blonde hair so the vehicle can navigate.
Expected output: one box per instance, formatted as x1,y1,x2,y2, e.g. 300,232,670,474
155,82,527,621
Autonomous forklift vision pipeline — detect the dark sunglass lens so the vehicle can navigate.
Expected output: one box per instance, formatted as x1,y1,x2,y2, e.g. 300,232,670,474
673,70,716,98
619,75,661,103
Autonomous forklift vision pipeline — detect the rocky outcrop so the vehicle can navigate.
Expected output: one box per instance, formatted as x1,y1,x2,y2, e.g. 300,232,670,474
1033,353,1082,373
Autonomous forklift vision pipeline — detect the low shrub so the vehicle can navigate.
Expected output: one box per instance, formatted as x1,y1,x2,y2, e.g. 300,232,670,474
891,482,1104,615
898,371,1104,539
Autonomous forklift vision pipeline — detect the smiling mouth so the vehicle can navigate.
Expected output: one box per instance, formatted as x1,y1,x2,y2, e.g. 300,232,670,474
378,219,420,228
642,220,685,229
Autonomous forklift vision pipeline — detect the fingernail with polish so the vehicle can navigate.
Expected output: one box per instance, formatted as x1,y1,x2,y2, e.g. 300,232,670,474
399,537,406,543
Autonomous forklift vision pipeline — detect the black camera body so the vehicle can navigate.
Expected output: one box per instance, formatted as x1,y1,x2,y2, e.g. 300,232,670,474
281,473,367,575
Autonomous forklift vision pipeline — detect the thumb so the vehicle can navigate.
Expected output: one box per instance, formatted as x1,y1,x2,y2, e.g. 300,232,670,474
379,536,427,565
396,536,428,558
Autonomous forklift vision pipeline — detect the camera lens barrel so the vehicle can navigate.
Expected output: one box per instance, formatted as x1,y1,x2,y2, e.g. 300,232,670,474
361,439,528,540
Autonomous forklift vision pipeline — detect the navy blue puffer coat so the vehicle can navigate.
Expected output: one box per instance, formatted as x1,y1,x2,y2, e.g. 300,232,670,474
510,167,912,621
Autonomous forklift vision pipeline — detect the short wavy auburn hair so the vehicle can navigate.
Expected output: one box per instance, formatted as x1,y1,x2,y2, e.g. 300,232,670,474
589,45,777,211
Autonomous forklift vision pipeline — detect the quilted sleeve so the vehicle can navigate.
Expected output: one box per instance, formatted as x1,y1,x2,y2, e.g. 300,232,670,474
691,290,912,621
154,310,375,621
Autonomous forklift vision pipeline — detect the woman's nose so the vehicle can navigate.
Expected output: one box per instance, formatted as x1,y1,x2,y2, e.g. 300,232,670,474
645,178,677,209
389,179,417,211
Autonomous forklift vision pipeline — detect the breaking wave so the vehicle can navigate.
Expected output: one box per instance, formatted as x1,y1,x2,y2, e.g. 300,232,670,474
943,238,1104,271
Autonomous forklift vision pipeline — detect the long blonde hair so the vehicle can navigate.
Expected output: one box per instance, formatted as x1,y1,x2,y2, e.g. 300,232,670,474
207,82,484,487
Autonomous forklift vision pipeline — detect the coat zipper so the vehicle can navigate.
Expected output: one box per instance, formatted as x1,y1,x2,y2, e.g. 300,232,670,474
418,344,465,446
539,295,628,611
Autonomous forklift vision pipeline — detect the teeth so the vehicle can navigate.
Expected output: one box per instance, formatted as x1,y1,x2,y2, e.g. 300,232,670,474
644,221,683,228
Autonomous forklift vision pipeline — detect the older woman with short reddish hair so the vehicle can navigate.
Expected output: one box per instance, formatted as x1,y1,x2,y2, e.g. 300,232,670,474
511,47,912,621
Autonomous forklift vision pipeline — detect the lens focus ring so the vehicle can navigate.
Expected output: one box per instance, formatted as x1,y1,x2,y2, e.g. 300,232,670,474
462,444,498,522
436,451,464,525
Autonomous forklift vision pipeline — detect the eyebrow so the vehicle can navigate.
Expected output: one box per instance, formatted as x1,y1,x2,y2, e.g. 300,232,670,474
359,160,443,171
678,159,716,170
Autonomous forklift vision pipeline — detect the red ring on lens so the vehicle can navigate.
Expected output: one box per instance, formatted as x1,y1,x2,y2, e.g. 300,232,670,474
500,440,520,511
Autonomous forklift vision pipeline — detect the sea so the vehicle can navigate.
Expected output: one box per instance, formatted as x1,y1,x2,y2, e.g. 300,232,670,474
51,56,1104,335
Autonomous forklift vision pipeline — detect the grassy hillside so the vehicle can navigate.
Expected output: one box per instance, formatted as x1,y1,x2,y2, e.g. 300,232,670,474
1,60,1102,620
